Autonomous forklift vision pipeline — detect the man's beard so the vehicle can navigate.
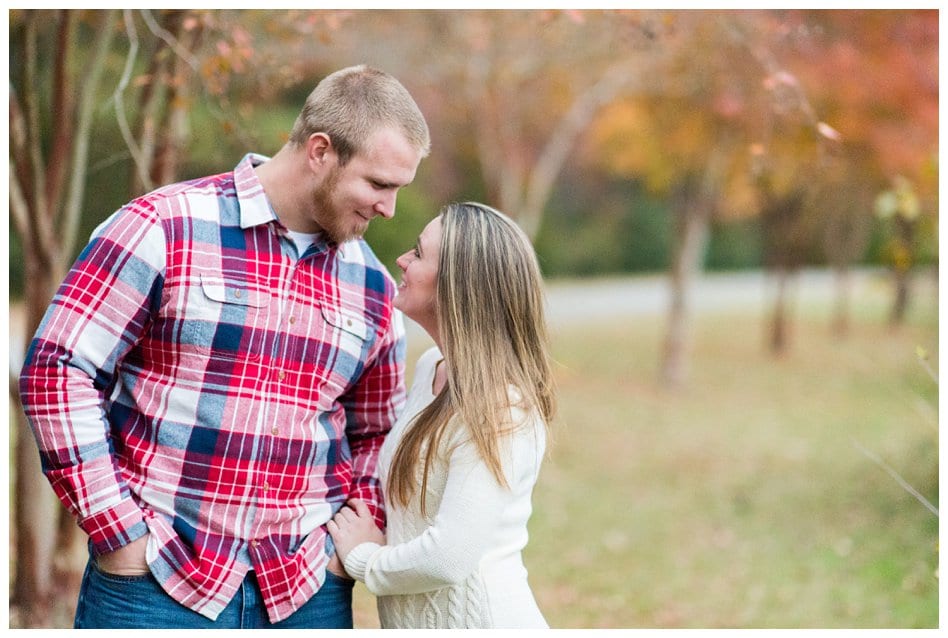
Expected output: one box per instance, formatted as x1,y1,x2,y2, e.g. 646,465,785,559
311,167,364,245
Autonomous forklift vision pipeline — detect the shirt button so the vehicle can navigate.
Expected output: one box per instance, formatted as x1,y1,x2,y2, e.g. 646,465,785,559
251,540,260,548
262,482,271,492
271,426,279,435
278,371,286,380
288,316,296,324
346,319,353,328
233,289,242,299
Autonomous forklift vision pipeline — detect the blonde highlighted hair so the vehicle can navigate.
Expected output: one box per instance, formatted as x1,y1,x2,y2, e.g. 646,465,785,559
388,202,556,515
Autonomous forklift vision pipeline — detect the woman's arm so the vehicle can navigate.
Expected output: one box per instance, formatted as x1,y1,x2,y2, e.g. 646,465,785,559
329,427,538,596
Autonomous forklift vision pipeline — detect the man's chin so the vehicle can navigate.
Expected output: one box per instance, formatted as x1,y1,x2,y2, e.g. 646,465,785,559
345,226,367,242
323,225,364,245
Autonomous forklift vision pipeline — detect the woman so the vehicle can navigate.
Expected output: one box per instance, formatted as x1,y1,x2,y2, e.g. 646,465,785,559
327,202,555,628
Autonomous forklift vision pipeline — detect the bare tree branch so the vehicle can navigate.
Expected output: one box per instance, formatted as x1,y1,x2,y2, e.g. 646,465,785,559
131,23,169,195
140,8,199,71
22,15,49,229
45,11,77,214
522,60,640,238
852,438,939,518
60,9,120,272
9,87,31,204
9,164,32,242
112,9,153,194
155,17,200,186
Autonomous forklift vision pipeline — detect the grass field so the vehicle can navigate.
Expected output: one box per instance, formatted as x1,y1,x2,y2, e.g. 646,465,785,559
9,274,938,628
353,275,939,628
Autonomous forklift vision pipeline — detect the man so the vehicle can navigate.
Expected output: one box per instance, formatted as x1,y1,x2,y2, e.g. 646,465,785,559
18,65,430,628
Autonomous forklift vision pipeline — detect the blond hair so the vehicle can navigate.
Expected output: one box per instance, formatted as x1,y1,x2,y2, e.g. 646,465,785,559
388,202,556,515
289,64,430,164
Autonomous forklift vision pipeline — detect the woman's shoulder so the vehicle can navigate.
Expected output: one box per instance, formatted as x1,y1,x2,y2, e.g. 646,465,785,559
415,346,443,372
407,346,443,393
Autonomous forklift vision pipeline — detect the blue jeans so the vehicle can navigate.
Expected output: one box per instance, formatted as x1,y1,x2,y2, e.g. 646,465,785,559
73,557,354,628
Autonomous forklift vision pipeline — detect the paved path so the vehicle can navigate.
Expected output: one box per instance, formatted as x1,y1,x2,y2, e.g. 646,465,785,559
403,267,889,342
9,268,892,372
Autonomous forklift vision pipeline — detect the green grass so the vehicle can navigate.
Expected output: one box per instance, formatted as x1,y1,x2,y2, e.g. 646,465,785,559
10,276,938,628
354,279,938,628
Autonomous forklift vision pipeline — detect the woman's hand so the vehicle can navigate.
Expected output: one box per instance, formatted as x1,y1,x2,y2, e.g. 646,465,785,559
327,499,386,565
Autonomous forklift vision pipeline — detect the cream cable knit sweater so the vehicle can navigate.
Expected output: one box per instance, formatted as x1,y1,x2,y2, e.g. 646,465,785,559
343,347,548,628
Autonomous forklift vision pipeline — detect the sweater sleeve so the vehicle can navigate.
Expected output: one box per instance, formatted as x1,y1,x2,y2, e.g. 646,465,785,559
343,418,544,596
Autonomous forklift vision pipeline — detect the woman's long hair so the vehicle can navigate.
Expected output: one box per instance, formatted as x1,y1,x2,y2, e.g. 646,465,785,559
387,202,556,515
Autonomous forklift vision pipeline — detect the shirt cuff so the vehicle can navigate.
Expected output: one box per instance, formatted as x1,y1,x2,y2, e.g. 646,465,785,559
343,542,383,582
78,499,148,555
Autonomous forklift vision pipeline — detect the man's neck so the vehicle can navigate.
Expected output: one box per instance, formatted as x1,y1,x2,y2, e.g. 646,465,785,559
254,146,318,233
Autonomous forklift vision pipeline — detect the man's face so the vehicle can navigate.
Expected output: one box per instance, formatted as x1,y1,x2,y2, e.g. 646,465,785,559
311,127,423,244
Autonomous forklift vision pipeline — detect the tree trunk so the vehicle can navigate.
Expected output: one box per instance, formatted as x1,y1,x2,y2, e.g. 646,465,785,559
12,258,62,627
889,215,915,327
660,205,711,388
53,504,88,617
890,267,911,326
11,398,61,627
831,264,852,338
769,266,795,354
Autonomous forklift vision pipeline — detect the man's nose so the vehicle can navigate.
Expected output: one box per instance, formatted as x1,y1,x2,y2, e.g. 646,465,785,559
374,191,397,219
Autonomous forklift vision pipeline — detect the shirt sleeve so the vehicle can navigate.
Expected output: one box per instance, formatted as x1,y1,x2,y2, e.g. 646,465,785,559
343,419,543,596
18,200,166,555
342,308,407,529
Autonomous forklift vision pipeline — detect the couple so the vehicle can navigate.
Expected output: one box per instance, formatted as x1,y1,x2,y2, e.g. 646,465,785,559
19,65,555,629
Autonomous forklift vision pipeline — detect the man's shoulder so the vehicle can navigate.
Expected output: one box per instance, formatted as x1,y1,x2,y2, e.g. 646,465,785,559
133,171,236,217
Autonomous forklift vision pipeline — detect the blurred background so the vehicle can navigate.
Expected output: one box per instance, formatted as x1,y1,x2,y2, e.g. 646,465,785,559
8,9,938,628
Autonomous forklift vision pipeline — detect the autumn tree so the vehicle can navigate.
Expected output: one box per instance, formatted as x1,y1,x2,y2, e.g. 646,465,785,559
8,9,320,626
292,9,671,239
590,12,800,383
818,153,875,337
785,10,938,328
10,12,121,624
875,175,925,325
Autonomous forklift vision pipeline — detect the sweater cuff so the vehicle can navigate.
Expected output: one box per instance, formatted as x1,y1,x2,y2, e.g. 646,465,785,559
343,542,382,582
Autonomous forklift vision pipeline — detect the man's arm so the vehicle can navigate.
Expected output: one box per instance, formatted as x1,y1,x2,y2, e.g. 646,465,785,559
342,310,406,529
18,200,166,556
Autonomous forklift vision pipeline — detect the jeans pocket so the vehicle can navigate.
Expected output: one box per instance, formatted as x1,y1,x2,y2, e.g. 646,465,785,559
324,569,355,588
91,557,153,583
77,559,175,628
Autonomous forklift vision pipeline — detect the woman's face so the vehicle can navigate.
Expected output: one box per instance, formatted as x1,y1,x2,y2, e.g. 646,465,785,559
394,216,442,332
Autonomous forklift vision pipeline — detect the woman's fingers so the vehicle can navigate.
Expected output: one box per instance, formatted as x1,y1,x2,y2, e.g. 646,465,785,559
336,507,358,523
350,499,372,518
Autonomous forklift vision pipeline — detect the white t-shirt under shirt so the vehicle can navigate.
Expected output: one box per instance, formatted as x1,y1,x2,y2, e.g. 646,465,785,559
285,229,319,259
342,346,549,628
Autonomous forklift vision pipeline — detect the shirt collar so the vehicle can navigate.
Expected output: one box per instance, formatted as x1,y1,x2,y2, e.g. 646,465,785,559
232,152,349,258
233,152,277,230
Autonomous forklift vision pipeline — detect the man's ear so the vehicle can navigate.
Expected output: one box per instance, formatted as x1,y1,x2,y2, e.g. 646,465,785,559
306,132,334,171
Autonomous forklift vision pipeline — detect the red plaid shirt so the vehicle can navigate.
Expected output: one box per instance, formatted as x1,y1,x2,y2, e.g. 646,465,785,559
19,154,406,622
